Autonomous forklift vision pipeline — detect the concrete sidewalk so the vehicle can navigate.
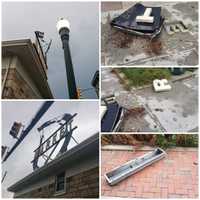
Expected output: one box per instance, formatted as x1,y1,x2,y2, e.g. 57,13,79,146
101,148,198,198
101,68,198,132
101,1,198,66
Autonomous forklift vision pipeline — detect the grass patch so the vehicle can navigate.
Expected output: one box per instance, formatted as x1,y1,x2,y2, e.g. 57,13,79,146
120,68,171,87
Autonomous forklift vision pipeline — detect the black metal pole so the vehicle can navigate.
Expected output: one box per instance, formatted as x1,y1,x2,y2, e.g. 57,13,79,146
59,28,78,99
1,171,7,183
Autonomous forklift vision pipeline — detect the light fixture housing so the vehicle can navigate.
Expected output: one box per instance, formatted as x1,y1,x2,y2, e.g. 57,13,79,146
56,18,70,33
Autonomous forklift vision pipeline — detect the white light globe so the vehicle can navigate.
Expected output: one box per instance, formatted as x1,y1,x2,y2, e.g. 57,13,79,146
56,18,70,32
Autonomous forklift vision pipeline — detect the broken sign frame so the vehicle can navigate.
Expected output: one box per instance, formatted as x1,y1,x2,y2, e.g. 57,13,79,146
110,3,165,39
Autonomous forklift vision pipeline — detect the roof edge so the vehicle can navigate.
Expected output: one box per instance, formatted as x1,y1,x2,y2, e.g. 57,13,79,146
8,132,99,192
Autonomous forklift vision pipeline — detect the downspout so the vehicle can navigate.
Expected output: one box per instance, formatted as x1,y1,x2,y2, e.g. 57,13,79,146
1,56,14,98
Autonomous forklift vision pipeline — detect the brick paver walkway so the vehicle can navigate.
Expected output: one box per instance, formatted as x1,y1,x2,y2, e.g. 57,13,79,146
101,148,198,198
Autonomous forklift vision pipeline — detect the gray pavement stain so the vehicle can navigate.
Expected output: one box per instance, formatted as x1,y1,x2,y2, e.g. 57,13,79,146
101,68,198,132
101,2,198,66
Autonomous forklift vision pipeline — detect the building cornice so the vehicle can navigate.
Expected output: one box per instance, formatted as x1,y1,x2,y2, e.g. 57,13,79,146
8,133,99,193
2,39,53,98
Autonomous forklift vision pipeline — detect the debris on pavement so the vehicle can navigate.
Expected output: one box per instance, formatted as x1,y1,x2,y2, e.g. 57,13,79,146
101,95,125,132
101,2,198,66
164,20,189,35
101,68,198,132
153,79,172,92
110,3,165,39
105,148,166,185
101,143,198,198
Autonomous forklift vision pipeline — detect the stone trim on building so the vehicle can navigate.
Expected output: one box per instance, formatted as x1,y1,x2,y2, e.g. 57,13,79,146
8,133,99,198
2,68,41,99
14,167,99,198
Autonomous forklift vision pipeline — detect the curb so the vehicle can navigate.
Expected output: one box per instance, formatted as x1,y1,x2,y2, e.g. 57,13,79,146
101,145,134,151
111,68,131,91
101,145,198,152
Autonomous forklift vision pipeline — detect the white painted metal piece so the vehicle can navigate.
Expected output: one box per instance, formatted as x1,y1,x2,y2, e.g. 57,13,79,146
101,105,107,119
136,8,154,23
164,21,189,35
171,24,179,33
176,23,188,32
153,79,172,92
112,108,125,132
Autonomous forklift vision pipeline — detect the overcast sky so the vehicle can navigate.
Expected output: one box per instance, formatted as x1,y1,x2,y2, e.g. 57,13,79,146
1,101,99,197
2,2,99,99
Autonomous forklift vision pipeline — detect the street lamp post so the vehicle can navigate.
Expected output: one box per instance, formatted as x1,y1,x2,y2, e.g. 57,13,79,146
56,18,78,99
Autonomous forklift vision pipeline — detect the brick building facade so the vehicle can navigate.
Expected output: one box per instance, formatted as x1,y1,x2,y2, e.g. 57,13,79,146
8,133,99,198
2,68,39,98
16,167,99,198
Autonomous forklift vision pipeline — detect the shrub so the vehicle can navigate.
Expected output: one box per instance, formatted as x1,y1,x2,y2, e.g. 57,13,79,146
155,134,198,149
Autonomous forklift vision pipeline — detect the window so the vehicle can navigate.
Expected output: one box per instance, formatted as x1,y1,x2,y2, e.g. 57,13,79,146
55,172,65,193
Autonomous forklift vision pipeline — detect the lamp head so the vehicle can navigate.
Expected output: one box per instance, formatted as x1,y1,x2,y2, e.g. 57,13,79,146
56,18,70,33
